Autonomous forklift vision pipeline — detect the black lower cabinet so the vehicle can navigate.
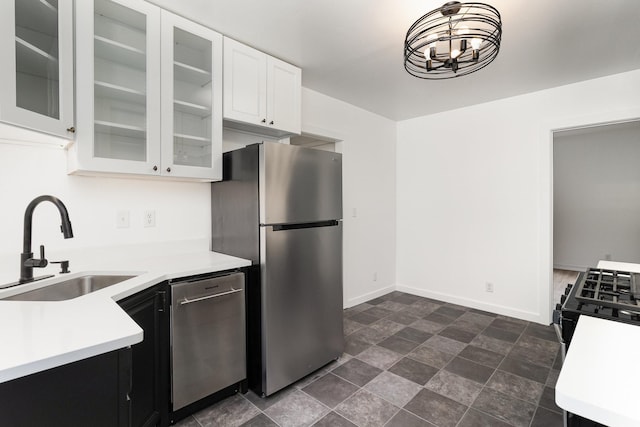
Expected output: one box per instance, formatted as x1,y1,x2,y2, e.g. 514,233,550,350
568,414,605,426
119,282,169,427
0,348,131,427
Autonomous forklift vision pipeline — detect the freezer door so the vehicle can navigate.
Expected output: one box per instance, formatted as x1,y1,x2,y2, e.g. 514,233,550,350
260,221,343,396
260,143,342,224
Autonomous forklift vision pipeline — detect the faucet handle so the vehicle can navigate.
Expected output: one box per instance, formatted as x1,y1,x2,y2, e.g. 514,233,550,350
51,260,70,274
24,245,48,268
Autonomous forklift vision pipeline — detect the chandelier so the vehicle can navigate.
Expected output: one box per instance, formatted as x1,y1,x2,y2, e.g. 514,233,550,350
404,2,502,79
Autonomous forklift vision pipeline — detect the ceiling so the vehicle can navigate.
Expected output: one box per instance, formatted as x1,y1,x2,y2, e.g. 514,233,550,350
150,0,640,121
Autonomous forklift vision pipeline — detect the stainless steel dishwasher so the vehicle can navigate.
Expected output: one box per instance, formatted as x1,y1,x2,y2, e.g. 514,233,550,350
169,271,246,411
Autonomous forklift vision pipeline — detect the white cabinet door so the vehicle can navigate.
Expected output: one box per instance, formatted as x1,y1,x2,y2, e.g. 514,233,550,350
0,0,74,139
72,0,161,176
223,37,267,127
160,11,223,181
223,37,301,137
267,56,301,135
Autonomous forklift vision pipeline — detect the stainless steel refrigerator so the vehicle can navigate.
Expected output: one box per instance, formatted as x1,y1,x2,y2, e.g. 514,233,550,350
211,142,343,397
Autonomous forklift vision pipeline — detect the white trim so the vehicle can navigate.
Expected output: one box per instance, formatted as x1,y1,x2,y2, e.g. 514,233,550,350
301,123,346,143
553,264,587,272
396,283,541,323
344,284,394,309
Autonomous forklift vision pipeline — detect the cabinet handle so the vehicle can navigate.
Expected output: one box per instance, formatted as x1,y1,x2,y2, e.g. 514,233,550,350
66,126,76,133
269,121,274,125
261,118,266,123
153,165,158,171
166,167,171,173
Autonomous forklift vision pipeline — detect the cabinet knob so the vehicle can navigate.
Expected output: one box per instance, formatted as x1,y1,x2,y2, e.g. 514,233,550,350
153,165,158,171
166,167,171,173
66,126,76,133
261,118,266,123
269,121,274,125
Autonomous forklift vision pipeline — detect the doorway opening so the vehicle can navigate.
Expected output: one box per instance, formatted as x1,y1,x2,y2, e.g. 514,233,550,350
551,119,640,305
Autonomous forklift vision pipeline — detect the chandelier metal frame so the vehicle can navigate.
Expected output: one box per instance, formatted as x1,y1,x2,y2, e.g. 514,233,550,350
404,2,502,80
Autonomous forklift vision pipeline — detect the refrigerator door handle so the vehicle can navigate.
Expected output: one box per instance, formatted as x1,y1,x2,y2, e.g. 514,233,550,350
271,220,340,231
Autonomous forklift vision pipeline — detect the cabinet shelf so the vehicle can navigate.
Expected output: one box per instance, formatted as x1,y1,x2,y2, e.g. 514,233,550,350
95,120,146,139
174,99,210,117
174,61,211,86
95,35,145,70
16,0,58,39
16,36,59,79
174,133,210,144
39,0,58,13
95,80,145,105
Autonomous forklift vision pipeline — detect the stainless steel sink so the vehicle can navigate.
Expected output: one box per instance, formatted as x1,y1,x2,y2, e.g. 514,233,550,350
2,275,136,301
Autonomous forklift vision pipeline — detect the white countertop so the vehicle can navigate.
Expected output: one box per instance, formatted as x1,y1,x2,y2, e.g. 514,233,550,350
0,243,250,383
596,260,640,273
556,315,640,427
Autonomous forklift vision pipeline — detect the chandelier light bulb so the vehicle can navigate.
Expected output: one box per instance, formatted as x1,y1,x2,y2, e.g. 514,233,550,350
471,37,482,50
451,49,461,59
424,33,438,60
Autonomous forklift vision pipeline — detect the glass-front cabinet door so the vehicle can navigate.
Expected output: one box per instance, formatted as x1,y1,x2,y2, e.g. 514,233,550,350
160,11,222,181
73,0,161,175
0,0,74,138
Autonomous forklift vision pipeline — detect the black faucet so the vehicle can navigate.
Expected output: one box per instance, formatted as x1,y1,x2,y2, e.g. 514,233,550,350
19,195,74,284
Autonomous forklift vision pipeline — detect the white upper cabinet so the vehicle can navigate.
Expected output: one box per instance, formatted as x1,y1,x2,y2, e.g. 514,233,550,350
223,37,301,137
267,56,302,136
160,11,223,181
70,0,223,181
72,0,161,176
0,0,74,139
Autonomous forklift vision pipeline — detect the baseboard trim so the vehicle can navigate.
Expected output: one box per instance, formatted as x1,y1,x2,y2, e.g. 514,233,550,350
395,283,544,324
344,285,395,309
553,264,586,272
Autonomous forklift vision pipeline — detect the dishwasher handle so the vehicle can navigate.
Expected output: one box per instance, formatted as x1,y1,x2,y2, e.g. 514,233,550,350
179,287,243,305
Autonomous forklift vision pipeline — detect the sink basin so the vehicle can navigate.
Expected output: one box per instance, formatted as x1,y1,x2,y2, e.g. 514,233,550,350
2,275,136,301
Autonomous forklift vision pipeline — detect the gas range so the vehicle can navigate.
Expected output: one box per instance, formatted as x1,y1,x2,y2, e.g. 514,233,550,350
553,268,640,427
556,268,640,346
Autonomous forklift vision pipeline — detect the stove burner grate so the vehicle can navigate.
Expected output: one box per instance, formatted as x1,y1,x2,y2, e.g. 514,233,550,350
574,268,640,313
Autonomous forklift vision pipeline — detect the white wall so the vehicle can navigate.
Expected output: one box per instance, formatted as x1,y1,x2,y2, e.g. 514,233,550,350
0,124,211,284
302,88,397,307
0,90,397,308
554,121,640,270
396,69,640,324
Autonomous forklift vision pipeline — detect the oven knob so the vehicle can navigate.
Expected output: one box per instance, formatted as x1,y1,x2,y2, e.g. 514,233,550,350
556,303,563,310
560,295,567,304
564,287,572,295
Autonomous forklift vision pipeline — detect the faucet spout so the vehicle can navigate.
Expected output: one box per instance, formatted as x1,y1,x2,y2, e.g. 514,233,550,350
20,195,74,284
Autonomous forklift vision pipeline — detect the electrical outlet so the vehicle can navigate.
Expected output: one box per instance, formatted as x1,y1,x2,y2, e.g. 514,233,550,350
485,282,494,293
116,210,129,228
144,210,156,228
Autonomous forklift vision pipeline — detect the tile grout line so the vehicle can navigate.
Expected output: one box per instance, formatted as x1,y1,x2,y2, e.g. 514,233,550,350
226,294,563,427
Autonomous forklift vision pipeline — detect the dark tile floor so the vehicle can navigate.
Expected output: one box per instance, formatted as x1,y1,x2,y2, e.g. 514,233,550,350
176,291,564,427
